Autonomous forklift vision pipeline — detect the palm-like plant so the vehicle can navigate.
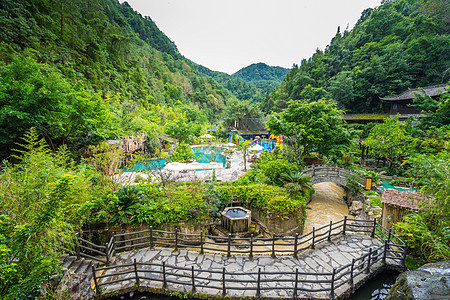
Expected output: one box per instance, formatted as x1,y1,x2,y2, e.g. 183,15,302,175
280,171,312,190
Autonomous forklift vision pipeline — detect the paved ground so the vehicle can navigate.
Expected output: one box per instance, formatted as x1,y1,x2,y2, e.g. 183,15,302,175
97,234,385,299
117,144,250,184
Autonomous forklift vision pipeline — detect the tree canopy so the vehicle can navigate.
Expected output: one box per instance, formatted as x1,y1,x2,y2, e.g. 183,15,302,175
266,99,354,162
269,0,450,114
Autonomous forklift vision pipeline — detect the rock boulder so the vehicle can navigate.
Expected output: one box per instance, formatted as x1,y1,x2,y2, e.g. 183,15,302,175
386,260,450,300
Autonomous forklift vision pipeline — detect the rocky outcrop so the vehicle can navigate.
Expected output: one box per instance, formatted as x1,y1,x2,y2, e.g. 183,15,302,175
386,260,450,300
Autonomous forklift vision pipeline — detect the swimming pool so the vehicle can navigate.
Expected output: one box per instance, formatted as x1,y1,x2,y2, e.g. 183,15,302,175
123,157,166,172
192,146,226,167
123,146,226,172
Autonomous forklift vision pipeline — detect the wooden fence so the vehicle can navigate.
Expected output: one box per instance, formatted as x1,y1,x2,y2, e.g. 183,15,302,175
81,218,406,299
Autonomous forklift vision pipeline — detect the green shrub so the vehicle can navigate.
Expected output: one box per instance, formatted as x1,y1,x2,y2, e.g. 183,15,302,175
395,214,450,262
172,143,195,163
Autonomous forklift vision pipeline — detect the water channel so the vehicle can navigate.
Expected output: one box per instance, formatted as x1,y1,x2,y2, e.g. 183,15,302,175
304,182,349,233
106,182,397,300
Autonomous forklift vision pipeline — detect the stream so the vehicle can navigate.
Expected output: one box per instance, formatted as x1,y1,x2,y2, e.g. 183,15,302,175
303,182,349,233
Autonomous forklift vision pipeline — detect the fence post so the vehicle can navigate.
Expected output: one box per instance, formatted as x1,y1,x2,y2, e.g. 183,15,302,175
222,267,226,296
256,267,261,298
401,241,408,269
149,226,154,249
294,268,299,298
343,216,347,236
134,258,140,287
200,231,204,254
227,234,231,258
250,234,254,259
328,220,332,242
349,258,355,292
311,227,315,249
366,248,372,274
191,265,196,292
330,268,336,300
92,265,100,295
75,233,81,260
111,232,116,257
162,261,167,288
175,229,178,251
271,234,276,258
371,219,377,238
386,229,392,259
382,240,388,265
105,242,110,266
294,233,298,259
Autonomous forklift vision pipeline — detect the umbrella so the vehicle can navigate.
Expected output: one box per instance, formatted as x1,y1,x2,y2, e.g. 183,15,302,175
207,126,218,132
249,144,264,151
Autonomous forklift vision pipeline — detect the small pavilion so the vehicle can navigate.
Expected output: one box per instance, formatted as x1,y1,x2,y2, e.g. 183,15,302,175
380,189,425,229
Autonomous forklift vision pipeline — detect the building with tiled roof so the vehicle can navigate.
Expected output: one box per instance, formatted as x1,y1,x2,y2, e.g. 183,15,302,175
380,189,425,229
380,83,448,120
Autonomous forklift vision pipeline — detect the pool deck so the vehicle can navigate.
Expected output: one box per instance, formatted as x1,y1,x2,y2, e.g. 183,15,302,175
116,144,252,184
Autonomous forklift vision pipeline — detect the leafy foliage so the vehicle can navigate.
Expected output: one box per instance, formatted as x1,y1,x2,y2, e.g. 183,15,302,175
0,129,98,298
172,143,195,163
266,99,354,162
269,0,450,114
0,0,232,159
363,116,412,169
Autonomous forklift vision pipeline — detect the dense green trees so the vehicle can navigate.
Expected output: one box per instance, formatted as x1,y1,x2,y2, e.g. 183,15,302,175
362,116,412,170
270,0,450,114
266,99,354,163
0,0,239,159
0,53,113,156
0,130,95,298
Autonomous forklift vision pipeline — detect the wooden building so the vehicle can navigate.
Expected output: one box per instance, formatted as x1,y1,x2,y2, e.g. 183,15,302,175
380,189,424,229
380,84,448,120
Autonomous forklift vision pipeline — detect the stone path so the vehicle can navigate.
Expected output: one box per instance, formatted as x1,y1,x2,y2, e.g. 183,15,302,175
97,234,386,299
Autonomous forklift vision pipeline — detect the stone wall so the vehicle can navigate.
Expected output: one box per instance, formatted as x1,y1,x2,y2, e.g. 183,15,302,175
252,208,304,236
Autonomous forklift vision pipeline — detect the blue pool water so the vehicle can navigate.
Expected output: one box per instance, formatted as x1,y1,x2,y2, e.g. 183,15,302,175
192,146,226,167
123,158,166,172
123,146,226,172
377,182,417,191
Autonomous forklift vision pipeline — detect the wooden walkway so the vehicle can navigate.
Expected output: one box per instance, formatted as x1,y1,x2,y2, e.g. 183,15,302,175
82,219,406,299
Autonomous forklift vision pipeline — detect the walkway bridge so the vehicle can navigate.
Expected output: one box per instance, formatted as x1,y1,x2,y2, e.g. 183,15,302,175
303,164,357,186
69,218,406,299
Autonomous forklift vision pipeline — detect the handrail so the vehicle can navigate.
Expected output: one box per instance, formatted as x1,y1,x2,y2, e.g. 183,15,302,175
74,217,404,258
73,216,406,282
91,228,406,299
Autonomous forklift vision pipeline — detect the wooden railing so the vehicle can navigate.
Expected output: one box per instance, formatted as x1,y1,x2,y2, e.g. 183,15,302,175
72,234,113,265
82,218,406,298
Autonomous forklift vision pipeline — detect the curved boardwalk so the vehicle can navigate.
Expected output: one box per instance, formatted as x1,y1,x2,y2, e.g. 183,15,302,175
94,233,403,299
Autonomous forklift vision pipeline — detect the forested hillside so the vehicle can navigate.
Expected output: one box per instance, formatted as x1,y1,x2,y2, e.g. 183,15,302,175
197,65,264,102
233,63,290,95
198,63,289,102
0,0,234,159
265,0,450,114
